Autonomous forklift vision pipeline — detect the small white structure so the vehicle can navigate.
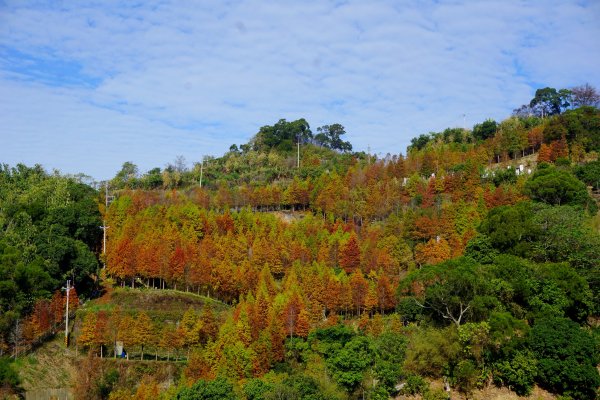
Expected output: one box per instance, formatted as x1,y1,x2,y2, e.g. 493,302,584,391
115,341,124,357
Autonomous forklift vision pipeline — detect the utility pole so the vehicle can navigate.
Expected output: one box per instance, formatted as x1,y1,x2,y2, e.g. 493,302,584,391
199,158,204,188
101,183,110,267
64,280,70,346
104,182,115,207
11,319,21,358
101,225,109,256
462,114,466,130
297,136,300,169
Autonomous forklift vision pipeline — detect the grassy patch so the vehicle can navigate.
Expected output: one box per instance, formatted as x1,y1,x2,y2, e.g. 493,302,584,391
109,287,228,312
77,288,230,322
15,336,77,392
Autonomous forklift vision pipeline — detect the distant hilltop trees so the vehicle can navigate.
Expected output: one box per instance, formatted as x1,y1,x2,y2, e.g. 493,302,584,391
107,83,599,192
408,84,599,165
232,118,353,154
514,84,600,117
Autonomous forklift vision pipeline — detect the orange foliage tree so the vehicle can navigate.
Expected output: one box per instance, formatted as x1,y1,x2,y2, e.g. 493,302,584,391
414,237,451,267
339,233,361,273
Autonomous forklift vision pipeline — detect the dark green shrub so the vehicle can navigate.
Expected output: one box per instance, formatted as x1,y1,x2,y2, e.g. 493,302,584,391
401,374,428,395
493,350,537,396
529,317,600,400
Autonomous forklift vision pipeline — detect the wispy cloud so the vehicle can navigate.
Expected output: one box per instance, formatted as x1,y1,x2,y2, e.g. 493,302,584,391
1,0,599,179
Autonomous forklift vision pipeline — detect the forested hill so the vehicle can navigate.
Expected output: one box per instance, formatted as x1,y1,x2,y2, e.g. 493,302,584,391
0,165,101,357
1,85,600,399
97,88,599,399
107,88,600,196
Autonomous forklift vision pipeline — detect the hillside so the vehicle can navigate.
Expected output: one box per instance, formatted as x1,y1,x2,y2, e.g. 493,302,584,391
73,286,229,360
94,106,599,400
14,337,76,400
13,288,226,399
2,98,600,400
13,319,566,400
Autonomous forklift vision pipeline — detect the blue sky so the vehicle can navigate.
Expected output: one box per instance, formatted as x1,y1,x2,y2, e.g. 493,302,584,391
1,0,599,180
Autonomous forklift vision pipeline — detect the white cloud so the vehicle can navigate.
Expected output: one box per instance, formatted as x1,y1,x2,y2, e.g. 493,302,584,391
0,0,599,179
